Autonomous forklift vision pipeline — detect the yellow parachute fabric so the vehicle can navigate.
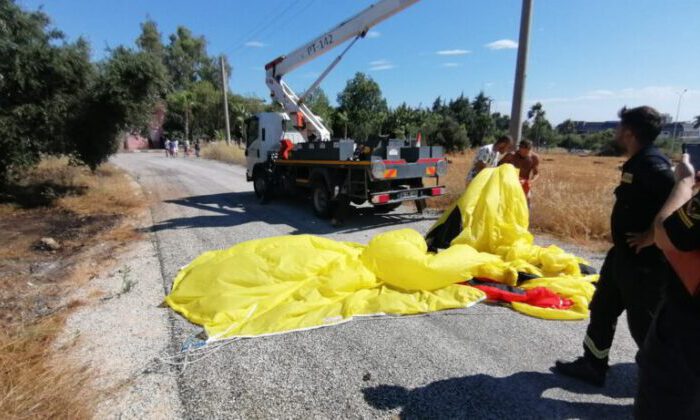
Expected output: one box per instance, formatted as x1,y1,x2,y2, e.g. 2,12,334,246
427,164,587,282
165,164,598,340
165,233,486,340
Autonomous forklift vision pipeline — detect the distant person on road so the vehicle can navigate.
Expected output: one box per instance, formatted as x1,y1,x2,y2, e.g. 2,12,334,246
466,135,512,183
184,139,191,157
171,139,179,157
499,139,540,202
634,152,700,419
554,106,676,388
164,138,172,157
194,141,201,158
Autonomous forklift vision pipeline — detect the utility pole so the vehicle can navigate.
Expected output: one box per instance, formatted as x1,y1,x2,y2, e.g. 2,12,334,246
509,0,534,144
221,55,232,145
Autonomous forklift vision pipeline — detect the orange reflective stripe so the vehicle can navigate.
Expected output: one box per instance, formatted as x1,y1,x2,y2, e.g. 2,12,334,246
383,169,397,178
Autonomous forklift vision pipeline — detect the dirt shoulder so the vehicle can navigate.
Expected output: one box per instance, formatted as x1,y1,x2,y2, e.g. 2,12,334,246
0,158,179,419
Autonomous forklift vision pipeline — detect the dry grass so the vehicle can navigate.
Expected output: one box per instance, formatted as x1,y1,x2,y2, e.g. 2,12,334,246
200,141,246,165
431,150,623,247
0,156,145,419
0,317,96,420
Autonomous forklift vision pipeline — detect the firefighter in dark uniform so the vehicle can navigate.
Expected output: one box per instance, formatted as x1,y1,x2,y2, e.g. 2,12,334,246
554,106,675,386
635,153,700,419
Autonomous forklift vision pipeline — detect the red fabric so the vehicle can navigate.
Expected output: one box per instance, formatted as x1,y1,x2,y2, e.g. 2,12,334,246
279,139,294,160
519,178,531,195
471,284,573,310
663,248,700,296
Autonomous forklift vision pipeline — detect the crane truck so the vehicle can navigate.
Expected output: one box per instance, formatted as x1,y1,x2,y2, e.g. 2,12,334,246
245,0,448,220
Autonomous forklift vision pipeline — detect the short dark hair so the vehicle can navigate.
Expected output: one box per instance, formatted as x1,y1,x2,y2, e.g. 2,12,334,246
495,134,513,145
618,106,662,145
519,139,533,149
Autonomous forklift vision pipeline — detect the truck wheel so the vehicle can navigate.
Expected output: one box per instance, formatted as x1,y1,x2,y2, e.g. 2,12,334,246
415,199,427,214
253,170,272,204
373,202,402,213
312,181,333,218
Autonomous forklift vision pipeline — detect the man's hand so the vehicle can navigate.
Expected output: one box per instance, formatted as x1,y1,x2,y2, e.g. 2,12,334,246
675,153,697,183
626,229,655,254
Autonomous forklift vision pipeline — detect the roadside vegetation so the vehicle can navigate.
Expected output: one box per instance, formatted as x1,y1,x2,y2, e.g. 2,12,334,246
200,141,247,165
0,157,145,419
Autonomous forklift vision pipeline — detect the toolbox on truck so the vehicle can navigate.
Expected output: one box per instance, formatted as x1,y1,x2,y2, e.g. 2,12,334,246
290,140,355,161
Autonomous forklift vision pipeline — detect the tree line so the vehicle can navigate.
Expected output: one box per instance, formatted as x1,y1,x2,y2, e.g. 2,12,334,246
7,0,675,186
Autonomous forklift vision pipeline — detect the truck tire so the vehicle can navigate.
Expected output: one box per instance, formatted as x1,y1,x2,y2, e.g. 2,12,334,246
415,198,427,214
253,169,272,204
312,180,333,218
373,202,402,213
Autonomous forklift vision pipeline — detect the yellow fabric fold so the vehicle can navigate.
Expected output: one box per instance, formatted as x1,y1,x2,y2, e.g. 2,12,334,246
166,164,599,340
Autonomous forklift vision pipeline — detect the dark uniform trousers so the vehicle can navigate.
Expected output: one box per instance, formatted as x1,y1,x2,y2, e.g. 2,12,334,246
583,246,669,366
635,296,700,419
635,191,700,419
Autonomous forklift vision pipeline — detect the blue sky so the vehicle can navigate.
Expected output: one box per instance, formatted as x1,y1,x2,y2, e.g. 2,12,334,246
19,0,700,124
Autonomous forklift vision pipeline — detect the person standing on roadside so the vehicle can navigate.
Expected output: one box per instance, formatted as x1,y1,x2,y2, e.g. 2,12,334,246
172,138,179,157
499,139,540,202
466,135,513,183
195,141,201,158
635,152,700,419
554,106,675,388
164,138,172,157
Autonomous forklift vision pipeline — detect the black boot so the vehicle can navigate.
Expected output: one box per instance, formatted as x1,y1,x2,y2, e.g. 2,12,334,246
554,357,607,387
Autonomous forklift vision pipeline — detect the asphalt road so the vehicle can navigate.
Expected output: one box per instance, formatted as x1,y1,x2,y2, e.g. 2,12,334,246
113,152,638,419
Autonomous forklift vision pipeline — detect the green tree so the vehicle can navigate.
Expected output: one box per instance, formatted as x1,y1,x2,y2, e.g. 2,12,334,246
384,103,424,139
0,1,96,180
336,72,388,141
334,110,349,139
304,88,334,130
70,46,169,169
164,26,222,91
694,115,700,129
492,112,510,135
527,102,552,148
429,116,469,152
469,92,494,147
136,19,165,61
165,90,194,140
556,119,577,135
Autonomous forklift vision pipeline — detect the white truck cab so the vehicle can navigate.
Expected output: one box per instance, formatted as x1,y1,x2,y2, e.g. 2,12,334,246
245,112,306,180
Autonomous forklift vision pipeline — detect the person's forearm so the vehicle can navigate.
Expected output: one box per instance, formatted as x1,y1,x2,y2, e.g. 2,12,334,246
654,178,695,250
657,178,695,224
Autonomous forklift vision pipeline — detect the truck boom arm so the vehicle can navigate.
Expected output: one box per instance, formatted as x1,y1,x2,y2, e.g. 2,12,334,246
265,0,420,141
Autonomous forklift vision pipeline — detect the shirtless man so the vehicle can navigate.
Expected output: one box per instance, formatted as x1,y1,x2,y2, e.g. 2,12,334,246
500,139,540,200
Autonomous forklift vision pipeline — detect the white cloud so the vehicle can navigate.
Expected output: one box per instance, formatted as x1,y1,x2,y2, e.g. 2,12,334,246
485,39,518,50
369,59,395,71
366,31,381,39
245,41,267,48
436,49,471,56
369,59,390,66
442,62,462,68
370,64,396,71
